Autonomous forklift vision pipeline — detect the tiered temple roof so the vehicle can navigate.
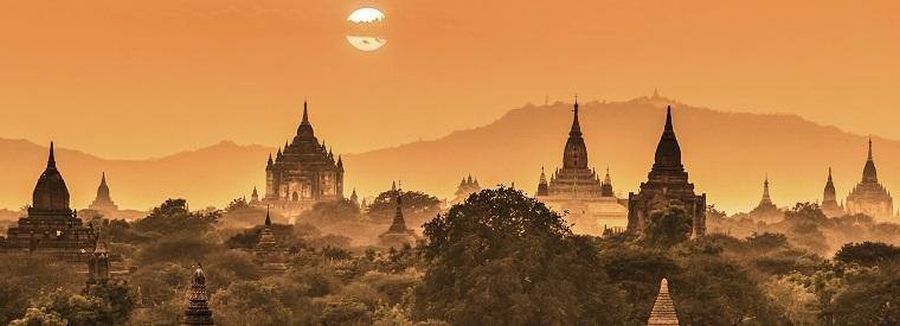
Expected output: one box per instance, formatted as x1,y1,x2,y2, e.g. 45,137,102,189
846,138,893,220
88,172,119,215
3,143,96,261
627,107,706,237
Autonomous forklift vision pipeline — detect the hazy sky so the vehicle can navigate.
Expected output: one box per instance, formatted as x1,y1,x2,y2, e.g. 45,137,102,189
1,0,898,159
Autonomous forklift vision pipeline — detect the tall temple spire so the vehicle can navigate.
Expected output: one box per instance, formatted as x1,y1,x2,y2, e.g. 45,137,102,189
647,278,680,325
569,95,582,136
760,175,773,204
863,137,878,183
48,141,57,169
652,106,683,169
297,99,315,138
824,167,837,203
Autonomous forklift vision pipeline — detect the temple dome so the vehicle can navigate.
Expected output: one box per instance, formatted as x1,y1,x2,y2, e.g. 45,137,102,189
32,142,70,211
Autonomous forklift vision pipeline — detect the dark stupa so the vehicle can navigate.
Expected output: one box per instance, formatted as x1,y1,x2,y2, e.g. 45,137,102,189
3,143,96,261
627,107,707,237
182,263,214,325
378,184,417,248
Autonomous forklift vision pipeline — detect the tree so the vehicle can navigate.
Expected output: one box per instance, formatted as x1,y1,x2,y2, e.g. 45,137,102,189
834,241,900,267
644,207,693,249
8,308,67,326
367,190,440,224
300,199,362,225
414,187,628,324
133,199,219,237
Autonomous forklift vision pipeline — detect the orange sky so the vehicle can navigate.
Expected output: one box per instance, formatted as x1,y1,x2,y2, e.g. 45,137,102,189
1,0,899,159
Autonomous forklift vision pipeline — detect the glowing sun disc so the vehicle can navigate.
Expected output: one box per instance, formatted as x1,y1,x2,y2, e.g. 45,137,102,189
348,7,385,23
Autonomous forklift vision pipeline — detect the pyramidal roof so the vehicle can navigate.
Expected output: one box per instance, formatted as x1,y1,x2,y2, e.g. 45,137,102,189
647,278,680,326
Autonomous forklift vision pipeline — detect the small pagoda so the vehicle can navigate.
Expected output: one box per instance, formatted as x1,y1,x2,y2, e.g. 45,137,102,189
378,186,417,248
182,263,215,326
647,278,680,326
254,207,288,273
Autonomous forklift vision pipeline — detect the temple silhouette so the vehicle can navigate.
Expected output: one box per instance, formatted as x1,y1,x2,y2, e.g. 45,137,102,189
627,107,707,238
534,98,627,233
263,100,345,217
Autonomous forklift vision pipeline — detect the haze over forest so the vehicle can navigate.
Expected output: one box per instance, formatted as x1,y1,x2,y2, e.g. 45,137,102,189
0,95,895,216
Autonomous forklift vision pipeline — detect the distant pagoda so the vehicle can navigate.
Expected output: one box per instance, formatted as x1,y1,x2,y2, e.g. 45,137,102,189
534,98,627,233
845,138,893,220
255,207,287,273
647,278,680,326
3,143,96,261
182,264,214,326
451,174,482,205
263,100,344,216
378,185,417,248
88,172,119,216
821,168,845,217
748,176,782,222
627,107,706,237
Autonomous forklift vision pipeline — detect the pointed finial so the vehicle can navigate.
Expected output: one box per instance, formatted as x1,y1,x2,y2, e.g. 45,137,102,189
664,106,673,131
47,141,57,169
302,98,309,124
868,136,873,160
265,205,271,226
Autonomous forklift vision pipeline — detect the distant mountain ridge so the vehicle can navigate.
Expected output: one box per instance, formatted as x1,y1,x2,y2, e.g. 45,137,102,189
0,96,896,215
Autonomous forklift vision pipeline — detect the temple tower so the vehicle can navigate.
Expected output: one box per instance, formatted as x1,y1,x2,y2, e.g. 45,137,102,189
3,143,95,261
748,176,782,222
88,172,119,216
182,264,215,326
821,168,845,217
534,98,626,233
846,138,893,220
627,107,707,237
263,100,345,215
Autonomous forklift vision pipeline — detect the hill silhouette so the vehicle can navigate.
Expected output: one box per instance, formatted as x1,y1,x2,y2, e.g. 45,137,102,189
0,95,894,216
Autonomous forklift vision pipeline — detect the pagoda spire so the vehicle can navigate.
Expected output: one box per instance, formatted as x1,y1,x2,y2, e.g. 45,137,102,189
48,142,57,169
569,95,582,137
297,99,315,137
264,206,271,226
761,174,772,204
862,137,878,183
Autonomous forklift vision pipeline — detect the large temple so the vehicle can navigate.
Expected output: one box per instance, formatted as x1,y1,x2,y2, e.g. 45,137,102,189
748,176,783,222
263,101,345,216
534,99,627,233
2,143,96,261
821,168,845,217
88,172,119,217
845,138,893,221
627,107,707,237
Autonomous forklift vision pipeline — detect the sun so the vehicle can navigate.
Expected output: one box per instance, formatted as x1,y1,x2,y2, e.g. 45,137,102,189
347,7,385,24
